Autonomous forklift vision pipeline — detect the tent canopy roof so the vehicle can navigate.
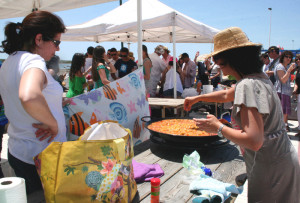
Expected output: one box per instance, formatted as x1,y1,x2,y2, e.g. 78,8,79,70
0,0,116,19
62,0,219,43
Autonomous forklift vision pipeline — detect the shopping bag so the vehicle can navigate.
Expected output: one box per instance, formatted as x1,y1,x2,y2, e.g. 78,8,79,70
34,120,137,203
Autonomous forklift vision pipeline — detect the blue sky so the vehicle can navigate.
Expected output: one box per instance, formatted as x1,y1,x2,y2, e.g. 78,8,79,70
0,0,299,61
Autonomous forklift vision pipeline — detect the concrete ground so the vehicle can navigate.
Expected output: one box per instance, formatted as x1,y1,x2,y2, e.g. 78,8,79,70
1,120,299,203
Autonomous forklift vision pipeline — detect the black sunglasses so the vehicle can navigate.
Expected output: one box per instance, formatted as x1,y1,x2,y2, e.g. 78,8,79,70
284,55,292,59
44,37,61,47
111,53,117,56
295,59,300,62
120,54,128,57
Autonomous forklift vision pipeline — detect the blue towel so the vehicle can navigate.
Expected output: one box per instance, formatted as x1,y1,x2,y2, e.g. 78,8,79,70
190,174,243,203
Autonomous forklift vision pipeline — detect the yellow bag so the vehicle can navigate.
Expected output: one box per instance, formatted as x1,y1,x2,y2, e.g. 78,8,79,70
34,121,137,203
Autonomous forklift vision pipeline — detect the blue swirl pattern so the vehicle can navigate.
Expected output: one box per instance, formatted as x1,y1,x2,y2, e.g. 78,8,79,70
128,73,141,89
109,102,128,124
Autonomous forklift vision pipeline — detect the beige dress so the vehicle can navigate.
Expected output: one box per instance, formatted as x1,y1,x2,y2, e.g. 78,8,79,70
232,76,300,203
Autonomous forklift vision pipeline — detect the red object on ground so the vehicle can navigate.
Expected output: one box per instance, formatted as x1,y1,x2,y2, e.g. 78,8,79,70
151,178,160,203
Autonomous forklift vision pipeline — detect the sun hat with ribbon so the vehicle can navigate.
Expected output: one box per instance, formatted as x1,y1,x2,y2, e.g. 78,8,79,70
211,27,261,57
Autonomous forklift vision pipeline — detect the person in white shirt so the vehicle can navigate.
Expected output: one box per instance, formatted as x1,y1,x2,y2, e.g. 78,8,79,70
149,45,167,97
109,47,119,80
0,11,67,194
208,58,221,88
266,46,280,84
260,53,270,74
161,57,184,98
84,46,94,72
84,46,94,90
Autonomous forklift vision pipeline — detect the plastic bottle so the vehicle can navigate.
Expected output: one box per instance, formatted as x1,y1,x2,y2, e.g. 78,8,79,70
201,166,212,176
151,178,160,203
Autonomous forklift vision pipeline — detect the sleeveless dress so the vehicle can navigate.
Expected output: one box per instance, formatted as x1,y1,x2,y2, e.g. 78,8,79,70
232,76,300,202
143,58,152,93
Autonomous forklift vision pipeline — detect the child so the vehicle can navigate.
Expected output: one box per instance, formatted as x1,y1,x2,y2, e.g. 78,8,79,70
66,53,92,98
91,46,117,88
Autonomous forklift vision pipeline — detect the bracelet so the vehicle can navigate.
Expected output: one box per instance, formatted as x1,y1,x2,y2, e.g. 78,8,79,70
217,124,225,138
106,61,111,65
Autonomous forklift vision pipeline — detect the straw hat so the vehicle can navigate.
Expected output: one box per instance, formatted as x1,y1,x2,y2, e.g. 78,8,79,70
211,27,261,56
163,46,170,54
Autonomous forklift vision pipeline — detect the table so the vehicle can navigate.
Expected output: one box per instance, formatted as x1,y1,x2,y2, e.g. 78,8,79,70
133,139,246,202
148,97,223,118
148,98,185,118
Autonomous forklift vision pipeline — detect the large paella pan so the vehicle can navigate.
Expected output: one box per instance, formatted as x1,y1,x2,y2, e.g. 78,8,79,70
142,116,231,145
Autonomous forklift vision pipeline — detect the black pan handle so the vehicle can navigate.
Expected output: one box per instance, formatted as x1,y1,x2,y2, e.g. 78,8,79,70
141,116,152,123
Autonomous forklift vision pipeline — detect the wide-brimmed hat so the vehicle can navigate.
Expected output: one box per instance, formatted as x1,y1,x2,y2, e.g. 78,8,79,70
163,46,170,54
211,27,261,57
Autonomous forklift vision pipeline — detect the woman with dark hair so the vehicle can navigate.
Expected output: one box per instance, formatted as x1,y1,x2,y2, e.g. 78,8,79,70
0,11,66,194
293,54,300,135
274,51,295,131
66,53,92,98
184,27,300,202
142,45,152,93
91,46,116,88
161,58,184,98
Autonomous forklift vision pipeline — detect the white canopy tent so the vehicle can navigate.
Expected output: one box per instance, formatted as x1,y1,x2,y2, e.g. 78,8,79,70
0,0,117,19
62,0,219,98
62,0,218,43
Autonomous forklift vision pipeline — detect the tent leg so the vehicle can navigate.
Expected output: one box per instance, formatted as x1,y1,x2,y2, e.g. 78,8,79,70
173,24,177,115
137,0,143,68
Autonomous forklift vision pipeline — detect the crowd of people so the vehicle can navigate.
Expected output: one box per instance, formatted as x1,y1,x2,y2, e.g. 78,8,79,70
64,43,216,99
0,10,299,202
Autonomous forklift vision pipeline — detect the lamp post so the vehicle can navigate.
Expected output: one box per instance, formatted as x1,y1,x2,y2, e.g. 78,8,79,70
292,40,294,50
120,0,123,48
268,8,272,47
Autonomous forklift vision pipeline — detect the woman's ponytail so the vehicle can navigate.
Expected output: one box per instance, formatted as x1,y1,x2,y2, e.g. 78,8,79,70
2,22,23,55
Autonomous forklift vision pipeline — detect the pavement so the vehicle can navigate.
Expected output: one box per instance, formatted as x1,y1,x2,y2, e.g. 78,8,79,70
1,120,299,203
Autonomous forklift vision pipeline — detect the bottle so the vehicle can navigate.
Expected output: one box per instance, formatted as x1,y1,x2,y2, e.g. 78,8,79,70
201,166,212,176
151,178,160,203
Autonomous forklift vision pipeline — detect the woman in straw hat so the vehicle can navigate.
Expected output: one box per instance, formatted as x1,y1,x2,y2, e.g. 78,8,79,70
184,27,300,202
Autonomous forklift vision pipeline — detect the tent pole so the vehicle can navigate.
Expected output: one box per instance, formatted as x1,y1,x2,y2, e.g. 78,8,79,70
173,21,177,99
137,0,143,68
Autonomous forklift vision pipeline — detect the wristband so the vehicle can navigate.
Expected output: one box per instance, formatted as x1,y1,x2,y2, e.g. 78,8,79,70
217,124,225,138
